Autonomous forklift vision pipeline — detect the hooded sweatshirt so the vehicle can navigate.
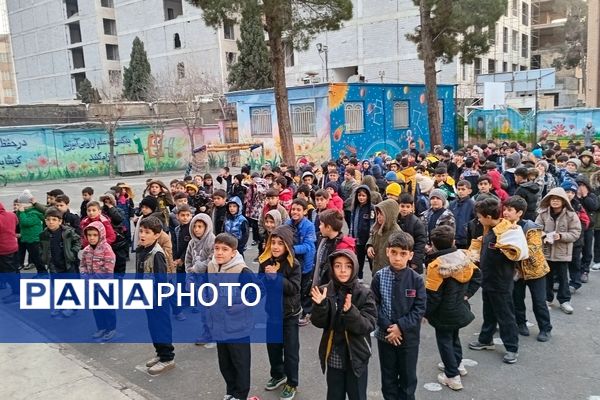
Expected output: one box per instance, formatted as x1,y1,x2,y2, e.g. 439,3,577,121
80,221,116,277
262,209,283,243
81,213,116,247
185,213,215,274
0,202,18,255
143,179,175,227
350,185,375,245
514,180,541,221
367,199,402,274
258,225,301,318
224,196,249,254
361,175,383,205
313,232,356,287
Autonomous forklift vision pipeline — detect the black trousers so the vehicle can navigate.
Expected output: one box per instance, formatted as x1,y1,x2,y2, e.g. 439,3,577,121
217,342,251,400
93,309,116,331
0,252,19,294
435,328,462,378
21,242,45,273
478,290,519,353
300,272,313,316
547,261,570,304
267,316,300,387
569,245,583,289
582,229,594,273
326,366,368,400
344,210,352,230
513,277,552,333
355,245,371,280
378,341,419,400
594,230,600,263
248,218,261,243
145,305,174,362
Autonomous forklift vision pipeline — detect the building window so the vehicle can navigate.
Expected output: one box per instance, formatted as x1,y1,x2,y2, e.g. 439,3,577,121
174,33,181,49
438,100,444,124
68,22,82,44
0,53,8,63
512,0,518,17
250,107,272,136
71,47,85,68
488,59,496,74
520,65,527,71
521,34,528,58
290,103,316,135
223,20,235,40
4,88,14,97
474,58,481,76
101,0,114,8
106,44,119,61
108,69,121,85
393,101,409,129
531,54,541,69
164,0,183,21
65,0,79,18
488,25,495,45
503,27,508,53
503,61,508,72
2,71,11,80
522,2,529,25
103,18,117,35
512,30,518,51
177,62,185,79
344,102,364,133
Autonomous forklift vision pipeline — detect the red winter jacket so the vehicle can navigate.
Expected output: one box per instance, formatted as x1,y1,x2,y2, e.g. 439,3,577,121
327,193,344,213
80,221,116,276
0,202,18,255
81,214,116,247
279,188,293,212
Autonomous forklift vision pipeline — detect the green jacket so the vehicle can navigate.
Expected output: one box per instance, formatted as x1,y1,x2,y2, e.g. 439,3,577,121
17,207,45,243
40,226,81,266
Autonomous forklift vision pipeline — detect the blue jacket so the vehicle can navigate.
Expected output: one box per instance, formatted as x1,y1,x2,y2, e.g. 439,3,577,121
225,196,249,254
286,217,316,274
449,197,476,246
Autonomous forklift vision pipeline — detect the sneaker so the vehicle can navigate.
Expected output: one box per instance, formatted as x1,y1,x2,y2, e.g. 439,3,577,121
148,360,175,375
581,272,589,283
265,376,287,391
569,286,577,295
102,330,116,341
92,329,106,339
280,384,297,400
503,351,518,364
174,312,187,321
298,315,311,327
537,331,551,342
591,263,600,271
145,357,160,368
437,372,463,390
560,302,574,314
517,323,530,337
468,341,495,351
437,361,467,376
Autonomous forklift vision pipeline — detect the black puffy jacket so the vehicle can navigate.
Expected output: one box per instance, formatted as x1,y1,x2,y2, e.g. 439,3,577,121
514,181,541,221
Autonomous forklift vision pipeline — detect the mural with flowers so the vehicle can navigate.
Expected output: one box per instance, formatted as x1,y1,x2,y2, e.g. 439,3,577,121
0,123,223,183
467,108,535,143
536,109,600,145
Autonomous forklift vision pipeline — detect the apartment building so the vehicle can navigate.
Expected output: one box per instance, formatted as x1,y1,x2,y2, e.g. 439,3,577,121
0,0,16,104
285,0,532,100
586,0,600,107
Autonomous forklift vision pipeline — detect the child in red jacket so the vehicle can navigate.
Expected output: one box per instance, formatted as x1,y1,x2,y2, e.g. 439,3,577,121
325,182,344,213
274,176,293,212
80,201,116,247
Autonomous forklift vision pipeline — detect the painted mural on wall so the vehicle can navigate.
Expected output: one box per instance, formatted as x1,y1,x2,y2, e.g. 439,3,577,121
536,109,600,146
328,83,456,160
467,108,535,143
226,85,332,170
0,123,223,183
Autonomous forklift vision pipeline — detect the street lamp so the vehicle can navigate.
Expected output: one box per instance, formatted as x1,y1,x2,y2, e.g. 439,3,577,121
317,43,329,82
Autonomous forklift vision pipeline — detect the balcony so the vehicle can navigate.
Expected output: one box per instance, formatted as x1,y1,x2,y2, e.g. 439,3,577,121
67,22,82,44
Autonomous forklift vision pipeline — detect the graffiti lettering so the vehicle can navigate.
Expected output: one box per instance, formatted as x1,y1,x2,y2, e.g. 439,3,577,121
0,155,23,167
0,138,28,150
63,136,131,152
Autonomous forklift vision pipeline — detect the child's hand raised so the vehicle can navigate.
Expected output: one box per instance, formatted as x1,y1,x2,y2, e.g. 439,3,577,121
311,286,327,305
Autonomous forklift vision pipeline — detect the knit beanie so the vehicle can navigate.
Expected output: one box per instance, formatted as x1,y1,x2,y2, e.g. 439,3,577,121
535,160,549,172
561,180,578,193
566,158,581,169
18,189,34,204
385,182,402,197
325,181,339,192
429,188,448,201
139,196,159,212
385,171,398,182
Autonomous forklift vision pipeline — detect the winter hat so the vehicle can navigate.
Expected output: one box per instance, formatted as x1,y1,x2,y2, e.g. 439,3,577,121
429,188,448,201
532,148,543,159
99,193,116,206
417,176,435,194
579,150,594,161
385,183,402,197
325,181,339,192
385,171,398,182
561,180,578,193
535,160,549,172
139,196,159,212
566,158,582,169
302,171,314,179
18,189,34,204
185,183,199,193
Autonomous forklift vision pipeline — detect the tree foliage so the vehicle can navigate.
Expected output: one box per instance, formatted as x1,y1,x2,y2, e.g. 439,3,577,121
123,37,152,101
551,0,587,70
186,0,353,164
77,79,100,103
227,0,273,91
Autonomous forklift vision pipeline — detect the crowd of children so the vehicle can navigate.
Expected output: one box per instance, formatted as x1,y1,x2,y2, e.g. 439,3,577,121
1,137,600,399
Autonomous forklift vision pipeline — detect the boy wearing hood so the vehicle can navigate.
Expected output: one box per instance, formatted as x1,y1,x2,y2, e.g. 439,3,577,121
313,210,356,287
350,185,376,280
578,150,599,181
80,222,117,341
513,167,541,221
224,196,249,257
371,232,426,400
81,201,116,248
133,196,175,273
425,226,481,391
361,175,383,205
366,199,402,275
310,249,377,400
260,190,289,247
144,179,175,228
259,225,302,400
535,187,582,314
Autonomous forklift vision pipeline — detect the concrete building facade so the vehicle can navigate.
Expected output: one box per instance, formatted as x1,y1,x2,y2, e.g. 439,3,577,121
586,0,600,107
284,0,532,100
0,0,17,104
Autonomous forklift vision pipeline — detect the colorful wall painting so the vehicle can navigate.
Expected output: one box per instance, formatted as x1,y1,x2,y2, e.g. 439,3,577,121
467,108,535,143
536,108,600,146
0,122,224,183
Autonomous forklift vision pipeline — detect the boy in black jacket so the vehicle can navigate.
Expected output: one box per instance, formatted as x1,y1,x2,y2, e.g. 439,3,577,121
259,225,302,399
136,216,175,375
448,181,475,249
54,195,82,236
349,185,375,280
211,189,228,235
514,167,541,221
371,232,426,400
171,205,193,320
425,225,481,391
397,193,427,273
